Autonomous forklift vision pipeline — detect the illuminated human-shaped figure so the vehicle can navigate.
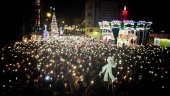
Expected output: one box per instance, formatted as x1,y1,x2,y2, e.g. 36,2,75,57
43,25,49,40
100,56,117,82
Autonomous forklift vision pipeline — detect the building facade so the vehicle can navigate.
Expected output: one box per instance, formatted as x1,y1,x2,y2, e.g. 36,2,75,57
85,0,119,33
34,0,41,32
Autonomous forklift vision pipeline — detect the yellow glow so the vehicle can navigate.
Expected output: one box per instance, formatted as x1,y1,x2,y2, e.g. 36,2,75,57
62,21,65,24
46,12,51,17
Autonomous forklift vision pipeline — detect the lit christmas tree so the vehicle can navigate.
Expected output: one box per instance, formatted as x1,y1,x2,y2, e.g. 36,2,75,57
50,8,58,35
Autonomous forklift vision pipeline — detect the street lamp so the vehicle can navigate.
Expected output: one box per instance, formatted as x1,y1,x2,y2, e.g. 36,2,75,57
45,12,52,31
46,12,51,18
62,20,65,24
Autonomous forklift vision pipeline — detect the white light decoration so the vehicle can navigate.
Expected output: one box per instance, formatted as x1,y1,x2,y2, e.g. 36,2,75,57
165,71,168,74
1,57,4,60
162,85,165,89
91,80,94,84
45,75,50,81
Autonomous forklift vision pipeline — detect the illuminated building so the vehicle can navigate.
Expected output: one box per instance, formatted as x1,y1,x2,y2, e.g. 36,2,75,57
99,20,152,46
35,0,41,32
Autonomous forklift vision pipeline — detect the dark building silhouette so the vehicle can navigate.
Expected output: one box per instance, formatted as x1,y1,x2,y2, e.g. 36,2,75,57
85,0,120,33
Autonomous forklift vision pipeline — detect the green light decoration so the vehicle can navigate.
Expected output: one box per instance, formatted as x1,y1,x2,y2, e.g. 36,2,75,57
90,31,101,38
160,39,168,47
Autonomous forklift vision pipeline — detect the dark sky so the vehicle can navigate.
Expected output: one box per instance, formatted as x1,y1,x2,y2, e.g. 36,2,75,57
43,0,85,18
1,0,169,42
127,0,169,32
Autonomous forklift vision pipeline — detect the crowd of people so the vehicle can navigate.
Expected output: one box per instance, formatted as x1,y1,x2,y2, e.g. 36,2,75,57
0,35,170,96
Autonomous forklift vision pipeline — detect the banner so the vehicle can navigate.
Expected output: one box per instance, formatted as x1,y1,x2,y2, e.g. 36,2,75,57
154,38,170,47
160,39,167,47
167,40,170,47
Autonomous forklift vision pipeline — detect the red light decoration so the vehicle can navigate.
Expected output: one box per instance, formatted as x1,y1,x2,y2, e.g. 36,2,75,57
122,10,128,17
121,6,128,21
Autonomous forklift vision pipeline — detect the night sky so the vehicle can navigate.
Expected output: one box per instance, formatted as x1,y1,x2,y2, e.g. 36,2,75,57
1,0,169,42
